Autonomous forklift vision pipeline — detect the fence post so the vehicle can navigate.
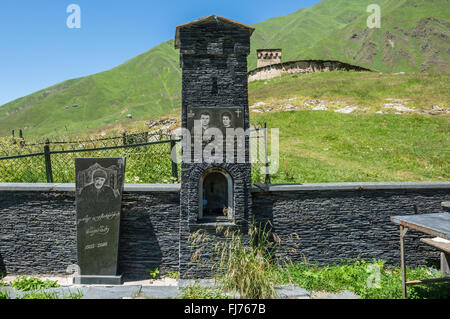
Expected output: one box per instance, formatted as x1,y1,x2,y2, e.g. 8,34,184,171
170,137,178,182
263,122,271,185
19,129,25,147
44,139,54,183
122,131,127,146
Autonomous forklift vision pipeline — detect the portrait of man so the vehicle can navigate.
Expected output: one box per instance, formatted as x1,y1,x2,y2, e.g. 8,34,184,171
200,112,211,130
199,111,213,143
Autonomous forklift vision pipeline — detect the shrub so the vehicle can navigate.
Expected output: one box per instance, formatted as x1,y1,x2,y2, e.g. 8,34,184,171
189,221,279,299
146,268,160,280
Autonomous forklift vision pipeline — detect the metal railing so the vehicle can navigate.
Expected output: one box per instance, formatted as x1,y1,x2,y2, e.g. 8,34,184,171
0,124,271,184
0,137,180,184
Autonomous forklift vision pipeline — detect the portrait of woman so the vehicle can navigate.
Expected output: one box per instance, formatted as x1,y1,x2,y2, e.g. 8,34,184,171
221,112,233,128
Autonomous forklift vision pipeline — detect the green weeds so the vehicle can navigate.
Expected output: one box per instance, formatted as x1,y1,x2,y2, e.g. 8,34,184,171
275,259,450,299
11,276,59,292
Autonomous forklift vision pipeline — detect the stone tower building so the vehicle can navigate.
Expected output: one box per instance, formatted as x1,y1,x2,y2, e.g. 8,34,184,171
257,49,282,68
175,15,255,278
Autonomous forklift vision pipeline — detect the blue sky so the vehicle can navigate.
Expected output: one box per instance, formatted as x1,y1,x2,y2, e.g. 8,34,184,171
0,0,321,106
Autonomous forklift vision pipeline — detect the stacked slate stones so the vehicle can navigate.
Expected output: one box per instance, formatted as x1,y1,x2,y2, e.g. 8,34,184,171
175,15,255,278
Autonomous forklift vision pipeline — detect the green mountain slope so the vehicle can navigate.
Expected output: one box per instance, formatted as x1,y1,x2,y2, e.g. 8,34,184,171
1,0,449,137
0,41,181,137
304,0,450,73
248,0,379,69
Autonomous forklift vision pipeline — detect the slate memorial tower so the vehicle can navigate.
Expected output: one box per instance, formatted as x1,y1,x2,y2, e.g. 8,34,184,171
175,15,255,277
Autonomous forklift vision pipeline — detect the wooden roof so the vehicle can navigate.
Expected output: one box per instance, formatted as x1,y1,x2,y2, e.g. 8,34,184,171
174,15,255,49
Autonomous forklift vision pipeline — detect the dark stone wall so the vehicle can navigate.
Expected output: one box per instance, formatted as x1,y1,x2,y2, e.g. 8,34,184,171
119,192,180,280
252,188,450,267
0,191,180,279
1,185,448,278
0,192,77,276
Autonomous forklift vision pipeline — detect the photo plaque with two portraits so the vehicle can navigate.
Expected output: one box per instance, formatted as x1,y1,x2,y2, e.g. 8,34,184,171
186,107,245,135
74,157,125,285
186,107,246,161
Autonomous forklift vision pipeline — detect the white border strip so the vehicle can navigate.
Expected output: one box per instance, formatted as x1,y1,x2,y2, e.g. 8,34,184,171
252,182,450,192
0,182,449,193
0,183,181,193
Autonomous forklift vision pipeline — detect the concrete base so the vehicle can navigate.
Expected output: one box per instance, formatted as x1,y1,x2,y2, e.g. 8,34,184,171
73,275,123,285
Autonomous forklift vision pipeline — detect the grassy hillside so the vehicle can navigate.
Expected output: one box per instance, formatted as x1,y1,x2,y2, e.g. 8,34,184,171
248,0,378,69
303,0,450,73
248,71,450,112
1,72,448,184
247,72,449,183
248,0,450,72
1,0,449,138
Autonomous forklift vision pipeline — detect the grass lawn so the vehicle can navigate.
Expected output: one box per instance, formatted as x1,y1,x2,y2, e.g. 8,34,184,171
251,110,449,183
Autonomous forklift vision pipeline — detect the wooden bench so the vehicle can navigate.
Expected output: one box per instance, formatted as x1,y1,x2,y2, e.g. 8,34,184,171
390,213,450,298
420,237,450,278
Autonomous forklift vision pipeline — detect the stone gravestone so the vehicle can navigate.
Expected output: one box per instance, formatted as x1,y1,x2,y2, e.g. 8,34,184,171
74,158,125,285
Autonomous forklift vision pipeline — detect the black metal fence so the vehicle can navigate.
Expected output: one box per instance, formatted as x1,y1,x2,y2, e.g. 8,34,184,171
0,125,271,184
0,132,180,184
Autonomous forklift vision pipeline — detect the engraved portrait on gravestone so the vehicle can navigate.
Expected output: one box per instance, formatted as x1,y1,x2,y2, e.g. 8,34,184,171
75,158,125,279
77,163,120,218
80,169,117,202
77,163,120,212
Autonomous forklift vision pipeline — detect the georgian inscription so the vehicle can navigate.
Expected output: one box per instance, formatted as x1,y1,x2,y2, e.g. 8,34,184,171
86,225,110,237
75,158,125,276
77,212,121,225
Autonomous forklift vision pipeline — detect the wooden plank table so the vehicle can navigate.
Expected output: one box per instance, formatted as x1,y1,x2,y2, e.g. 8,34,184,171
390,213,450,299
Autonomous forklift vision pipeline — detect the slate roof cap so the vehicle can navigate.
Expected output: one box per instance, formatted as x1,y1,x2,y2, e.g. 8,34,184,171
174,15,255,49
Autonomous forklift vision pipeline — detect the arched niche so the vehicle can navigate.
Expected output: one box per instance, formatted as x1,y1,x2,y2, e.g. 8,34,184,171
198,168,234,221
